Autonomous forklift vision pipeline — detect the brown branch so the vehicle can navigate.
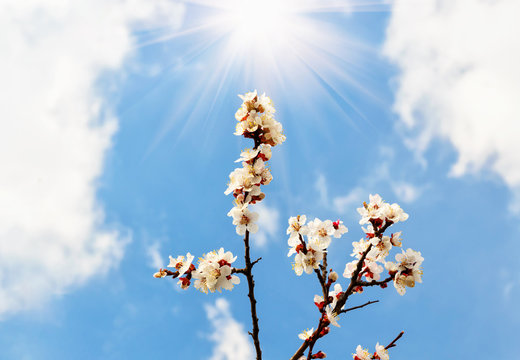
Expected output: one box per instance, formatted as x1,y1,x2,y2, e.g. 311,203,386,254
234,129,265,359
357,276,394,287
333,220,394,314
164,269,179,277
385,331,404,350
306,314,328,360
243,230,262,360
339,300,379,314
321,252,328,285
332,243,373,314
251,257,262,267
314,269,328,301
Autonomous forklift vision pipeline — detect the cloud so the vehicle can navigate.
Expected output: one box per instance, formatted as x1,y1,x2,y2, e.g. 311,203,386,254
205,298,254,360
315,173,329,206
253,203,280,248
384,0,520,211
392,182,421,204
330,164,422,215
146,242,165,270
0,0,184,316
333,187,365,214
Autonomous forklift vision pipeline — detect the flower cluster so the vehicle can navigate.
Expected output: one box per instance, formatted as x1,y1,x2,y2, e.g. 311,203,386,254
226,90,285,235
357,194,408,226
343,194,423,295
289,195,423,359
192,248,240,293
153,248,240,293
233,91,285,146
286,215,348,276
353,343,389,360
385,248,424,295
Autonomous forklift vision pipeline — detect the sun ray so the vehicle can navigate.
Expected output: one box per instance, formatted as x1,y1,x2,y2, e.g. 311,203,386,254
136,0,391,155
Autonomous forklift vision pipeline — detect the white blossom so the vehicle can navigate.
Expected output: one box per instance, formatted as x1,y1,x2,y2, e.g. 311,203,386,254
287,215,308,239
224,166,258,195
353,345,372,360
368,236,392,261
325,306,340,327
235,148,260,163
307,218,334,250
259,144,272,161
387,248,424,295
363,260,384,281
351,238,370,259
343,260,358,279
167,253,194,276
298,328,314,341
375,343,389,360
192,248,240,294
357,194,385,225
328,283,344,309
293,245,323,276
332,219,349,238
382,202,409,223
227,206,259,235
390,231,402,247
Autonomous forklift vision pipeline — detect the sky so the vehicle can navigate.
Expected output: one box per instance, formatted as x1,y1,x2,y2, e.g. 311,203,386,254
1,0,519,359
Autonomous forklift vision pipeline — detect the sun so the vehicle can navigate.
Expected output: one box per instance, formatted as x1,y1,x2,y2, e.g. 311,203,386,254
224,0,294,51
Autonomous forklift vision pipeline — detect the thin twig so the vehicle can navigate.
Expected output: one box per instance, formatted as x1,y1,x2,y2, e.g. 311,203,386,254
339,300,379,314
357,276,393,287
251,257,262,267
385,331,404,350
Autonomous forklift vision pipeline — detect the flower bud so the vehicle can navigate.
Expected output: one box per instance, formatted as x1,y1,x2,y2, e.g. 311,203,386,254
328,271,338,282
312,351,326,358
153,269,167,278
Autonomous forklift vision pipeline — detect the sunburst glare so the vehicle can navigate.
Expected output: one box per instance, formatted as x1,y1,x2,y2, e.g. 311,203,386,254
137,0,390,153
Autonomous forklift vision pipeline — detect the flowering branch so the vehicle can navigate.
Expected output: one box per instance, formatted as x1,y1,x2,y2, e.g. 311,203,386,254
152,92,423,360
288,195,423,359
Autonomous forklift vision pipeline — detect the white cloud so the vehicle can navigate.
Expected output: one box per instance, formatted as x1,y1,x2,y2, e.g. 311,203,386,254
331,165,422,215
146,242,164,270
315,173,329,206
253,202,280,248
205,298,254,360
392,182,421,204
0,0,184,316
384,0,520,211
333,187,365,214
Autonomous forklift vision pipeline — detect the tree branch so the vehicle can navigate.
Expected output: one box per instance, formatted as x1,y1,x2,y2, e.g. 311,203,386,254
243,230,262,360
314,269,328,301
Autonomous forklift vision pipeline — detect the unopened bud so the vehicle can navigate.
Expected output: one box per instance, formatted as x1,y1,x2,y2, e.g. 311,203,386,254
312,351,326,358
328,271,338,282
319,327,329,337
153,269,167,278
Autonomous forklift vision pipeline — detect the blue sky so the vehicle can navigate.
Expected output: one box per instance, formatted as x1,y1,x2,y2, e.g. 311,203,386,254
1,0,519,359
